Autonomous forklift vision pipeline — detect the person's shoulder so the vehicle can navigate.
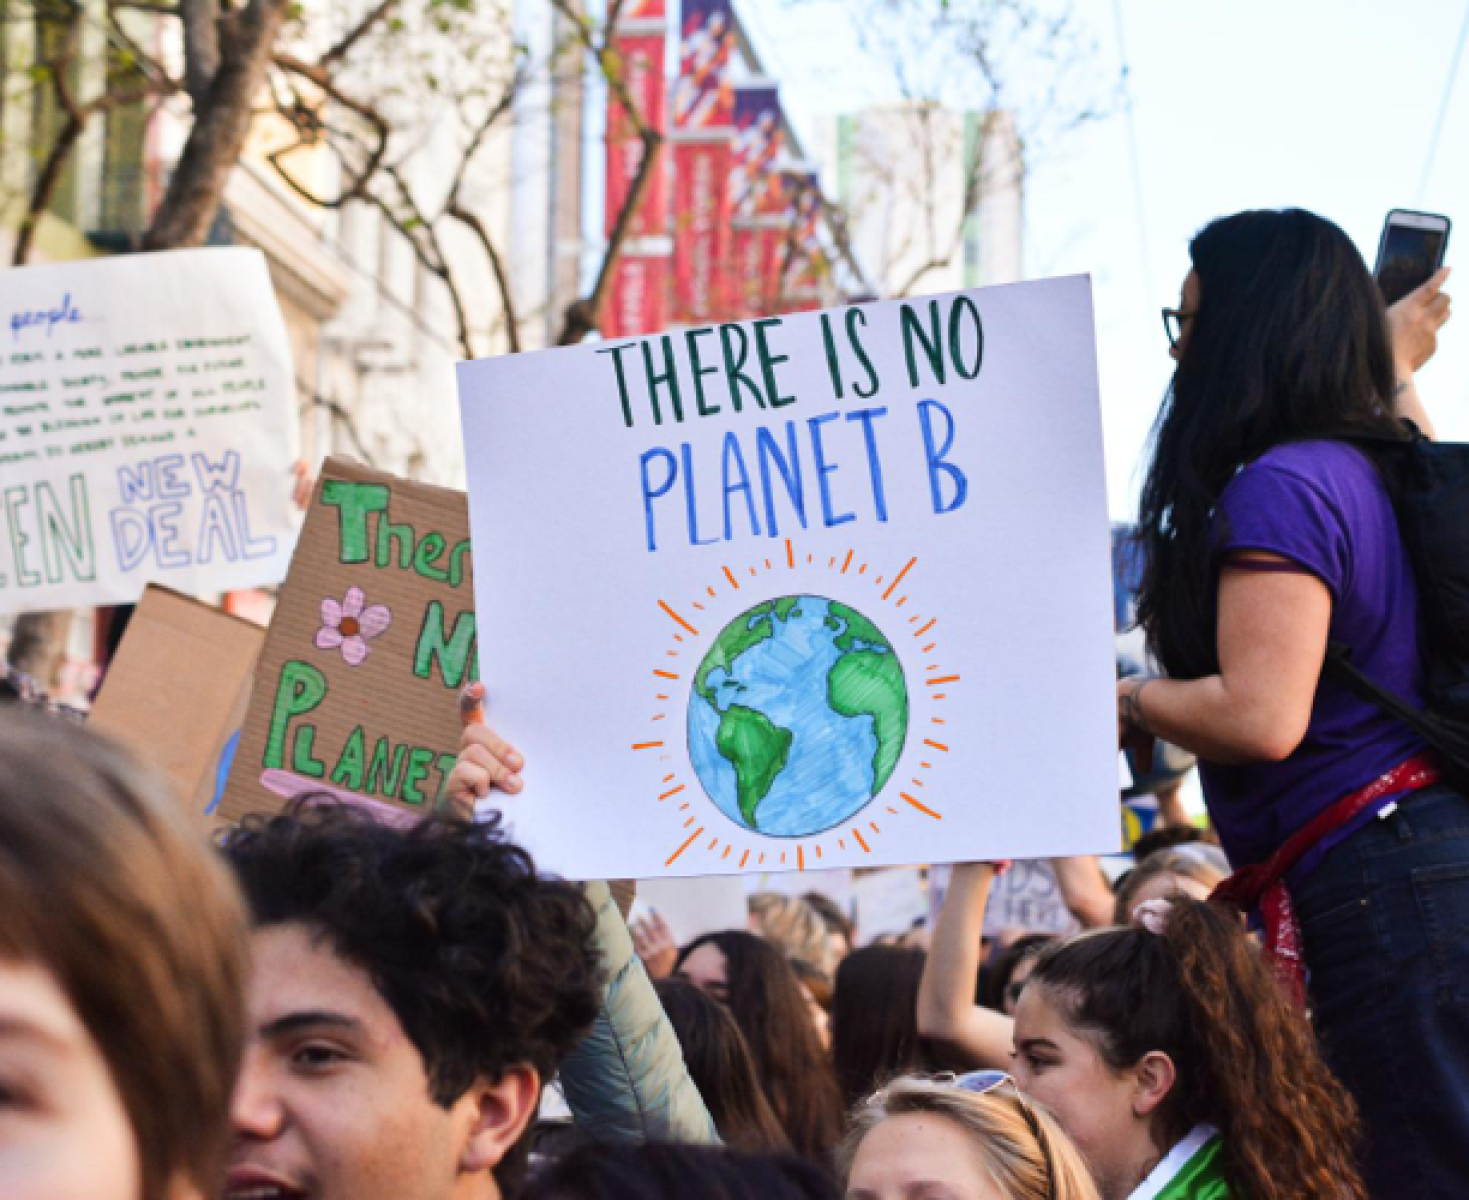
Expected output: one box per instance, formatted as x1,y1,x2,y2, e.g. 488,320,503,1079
1250,439,1375,479
1233,440,1381,503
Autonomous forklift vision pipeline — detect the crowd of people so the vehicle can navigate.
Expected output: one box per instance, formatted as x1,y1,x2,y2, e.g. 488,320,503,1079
1,207,1463,1199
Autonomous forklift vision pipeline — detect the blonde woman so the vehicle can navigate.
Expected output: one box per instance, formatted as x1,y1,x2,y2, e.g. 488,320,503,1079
749,890,839,975
841,1074,1100,1200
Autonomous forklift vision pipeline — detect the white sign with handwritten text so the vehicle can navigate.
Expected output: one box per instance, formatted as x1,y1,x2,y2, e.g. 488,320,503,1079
458,277,1119,879
0,248,298,614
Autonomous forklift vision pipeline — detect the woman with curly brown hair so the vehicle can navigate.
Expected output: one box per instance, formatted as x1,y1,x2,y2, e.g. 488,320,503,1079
1014,893,1364,1200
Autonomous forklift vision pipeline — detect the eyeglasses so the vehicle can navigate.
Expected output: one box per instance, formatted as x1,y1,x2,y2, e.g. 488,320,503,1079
1161,307,1196,348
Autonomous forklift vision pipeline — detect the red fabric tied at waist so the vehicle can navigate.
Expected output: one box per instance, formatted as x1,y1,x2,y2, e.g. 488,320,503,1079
1210,752,1442,1010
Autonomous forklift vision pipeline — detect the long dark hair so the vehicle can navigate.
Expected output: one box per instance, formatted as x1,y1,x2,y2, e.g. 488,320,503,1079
830,945,944,1107
654,979,792,1153
522,1142,839,1200
983,934,1057,1013
1028,896,1365,1200
676,931,845,1162
1135,208,1403,678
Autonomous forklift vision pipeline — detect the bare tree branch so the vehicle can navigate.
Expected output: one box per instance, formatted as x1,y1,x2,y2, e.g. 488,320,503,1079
14,112,84,265
267,52,391,205
560,126,661,344
551,0,648,138
375,165,476,360
14,9,175,264
441,80,524,353
317,0,398,71
446,202,521,353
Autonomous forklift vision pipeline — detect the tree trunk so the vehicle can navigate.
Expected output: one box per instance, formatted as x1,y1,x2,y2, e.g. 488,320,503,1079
143,0,290,250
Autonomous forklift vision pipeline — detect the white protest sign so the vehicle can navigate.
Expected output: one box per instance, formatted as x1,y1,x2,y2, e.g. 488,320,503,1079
0,248,298,613
457,277,1117,879
852,866,929,943
631,876,751,946
982,860,1083,937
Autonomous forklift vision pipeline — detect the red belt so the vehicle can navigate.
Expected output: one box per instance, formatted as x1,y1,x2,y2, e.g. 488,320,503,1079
1210,752,1442,1010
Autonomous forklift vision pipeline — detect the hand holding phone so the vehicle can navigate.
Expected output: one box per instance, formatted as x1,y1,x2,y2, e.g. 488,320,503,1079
1386,265,1451,375
1375,209,1451,306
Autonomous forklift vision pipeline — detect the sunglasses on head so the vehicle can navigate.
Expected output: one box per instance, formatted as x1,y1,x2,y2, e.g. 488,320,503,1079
941,1071,1057,1198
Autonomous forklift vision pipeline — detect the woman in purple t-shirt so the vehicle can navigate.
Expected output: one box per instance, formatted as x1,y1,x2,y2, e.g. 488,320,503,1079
1118,209,1463,1198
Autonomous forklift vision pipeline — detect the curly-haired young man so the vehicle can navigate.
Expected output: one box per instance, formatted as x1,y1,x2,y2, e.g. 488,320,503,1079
219,805,602,1200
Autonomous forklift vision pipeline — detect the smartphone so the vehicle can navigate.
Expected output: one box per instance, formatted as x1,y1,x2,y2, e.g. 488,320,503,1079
1375,209,1451,306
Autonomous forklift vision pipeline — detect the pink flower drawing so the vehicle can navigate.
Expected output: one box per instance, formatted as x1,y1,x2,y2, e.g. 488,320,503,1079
315,586,391,666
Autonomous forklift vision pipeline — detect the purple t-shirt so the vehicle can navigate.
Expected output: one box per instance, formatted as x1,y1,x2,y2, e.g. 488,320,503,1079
1201,440,1427,868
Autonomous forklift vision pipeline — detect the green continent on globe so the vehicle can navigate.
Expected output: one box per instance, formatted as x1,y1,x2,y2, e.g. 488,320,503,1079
826,602,907,795
715,703,794,827
828,601,887,653
695,601,776,704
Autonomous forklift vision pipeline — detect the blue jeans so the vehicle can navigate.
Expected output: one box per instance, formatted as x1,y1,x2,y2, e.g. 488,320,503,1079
1293,783,1469,1199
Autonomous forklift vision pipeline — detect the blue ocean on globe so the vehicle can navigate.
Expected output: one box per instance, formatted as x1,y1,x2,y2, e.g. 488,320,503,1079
687,595,906,837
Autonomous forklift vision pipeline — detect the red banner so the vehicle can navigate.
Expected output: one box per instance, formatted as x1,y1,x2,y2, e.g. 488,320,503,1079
605,31,668,241
758,222,785,314
602,3,669,338
671,0,734,132
669,0,735,325
727,84,786,319
732,85,783,222
672,137,732,324
604,253,669,341
729,225,759,321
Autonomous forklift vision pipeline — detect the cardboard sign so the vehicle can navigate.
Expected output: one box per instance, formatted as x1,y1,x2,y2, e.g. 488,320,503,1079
457,277,1117,879
217,458,473,826
88,585,264,822
0,248,299,614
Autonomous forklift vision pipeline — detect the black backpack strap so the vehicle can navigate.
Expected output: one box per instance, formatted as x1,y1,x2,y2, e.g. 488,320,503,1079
1324,641,1438,739
1326,641,1469,794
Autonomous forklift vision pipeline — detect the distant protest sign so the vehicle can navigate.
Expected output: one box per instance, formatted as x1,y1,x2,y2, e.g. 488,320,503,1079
218,458,472,827
89,585,264,824
0,248,298,614
982,861,1083,937
457,278,1117,879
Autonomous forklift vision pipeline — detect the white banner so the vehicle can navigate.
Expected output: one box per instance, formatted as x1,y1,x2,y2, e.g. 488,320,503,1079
0,248,298,613
457,277,1117,878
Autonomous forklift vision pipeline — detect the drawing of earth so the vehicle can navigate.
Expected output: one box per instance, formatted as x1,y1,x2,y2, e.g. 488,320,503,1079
688,596,908,837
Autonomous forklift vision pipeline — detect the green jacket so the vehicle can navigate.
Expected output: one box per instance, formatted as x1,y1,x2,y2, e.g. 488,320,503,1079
1154,1137,1229,1200
1133,1127,1229,1200
557,881,721,1145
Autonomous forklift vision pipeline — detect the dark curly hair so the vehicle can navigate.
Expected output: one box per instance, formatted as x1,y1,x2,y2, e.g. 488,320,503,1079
221,802,602,1105
522,1142,839,1200
1029,896,1366,1200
